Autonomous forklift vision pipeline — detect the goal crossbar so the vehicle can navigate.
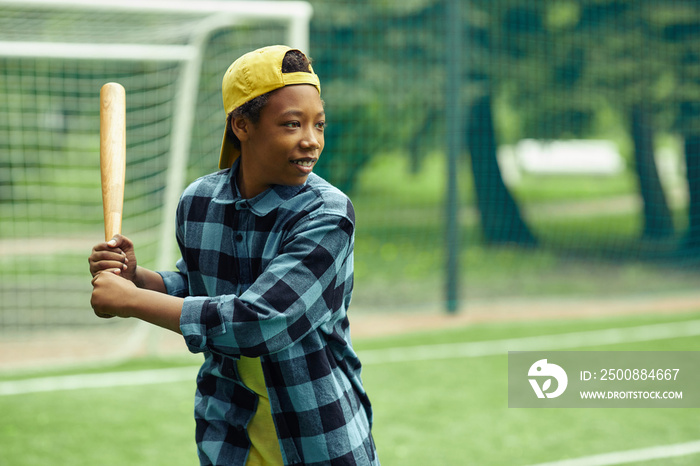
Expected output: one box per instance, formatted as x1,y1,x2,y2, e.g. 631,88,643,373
0,0,313,21
0,42,198,61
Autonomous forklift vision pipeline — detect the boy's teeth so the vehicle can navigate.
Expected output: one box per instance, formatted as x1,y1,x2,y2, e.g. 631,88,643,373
294,160,314,167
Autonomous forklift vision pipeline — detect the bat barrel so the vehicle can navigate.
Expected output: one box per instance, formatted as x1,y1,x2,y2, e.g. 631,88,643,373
100,82,126,242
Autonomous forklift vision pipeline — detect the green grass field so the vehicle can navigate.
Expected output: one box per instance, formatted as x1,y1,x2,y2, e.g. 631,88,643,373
2,310,699,466
3,151,698,465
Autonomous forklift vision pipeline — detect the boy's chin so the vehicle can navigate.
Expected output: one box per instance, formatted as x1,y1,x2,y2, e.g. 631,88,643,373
287,173,311,185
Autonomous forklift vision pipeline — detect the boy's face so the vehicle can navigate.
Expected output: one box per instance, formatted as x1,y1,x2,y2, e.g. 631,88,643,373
236,84,325,198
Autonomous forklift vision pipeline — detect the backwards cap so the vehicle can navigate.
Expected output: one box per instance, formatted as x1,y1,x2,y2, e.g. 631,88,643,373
218,45,321,170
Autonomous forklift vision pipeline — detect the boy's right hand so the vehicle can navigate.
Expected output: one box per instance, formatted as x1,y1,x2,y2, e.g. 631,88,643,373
88,234,138,282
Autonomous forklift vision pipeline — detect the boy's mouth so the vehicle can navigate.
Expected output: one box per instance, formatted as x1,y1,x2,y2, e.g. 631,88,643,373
292,159,316,168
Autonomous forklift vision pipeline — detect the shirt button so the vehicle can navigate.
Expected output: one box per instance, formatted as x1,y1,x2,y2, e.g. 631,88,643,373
235,233,243,242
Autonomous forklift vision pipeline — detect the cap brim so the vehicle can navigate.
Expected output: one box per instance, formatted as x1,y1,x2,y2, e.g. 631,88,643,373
219,127,240,170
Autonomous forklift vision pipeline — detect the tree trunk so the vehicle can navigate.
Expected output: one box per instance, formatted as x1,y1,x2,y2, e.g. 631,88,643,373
683,134,700,251
630,104,674,239
466,94,536,246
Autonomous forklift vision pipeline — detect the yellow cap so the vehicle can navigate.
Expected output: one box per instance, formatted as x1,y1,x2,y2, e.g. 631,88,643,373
218,45,321,169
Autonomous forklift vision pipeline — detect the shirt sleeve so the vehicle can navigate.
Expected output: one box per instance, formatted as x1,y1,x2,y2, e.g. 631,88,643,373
179,210,354,358
157,258,190,298
156,189,192,298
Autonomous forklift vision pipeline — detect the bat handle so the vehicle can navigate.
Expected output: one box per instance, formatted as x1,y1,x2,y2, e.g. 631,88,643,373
100,82,126,242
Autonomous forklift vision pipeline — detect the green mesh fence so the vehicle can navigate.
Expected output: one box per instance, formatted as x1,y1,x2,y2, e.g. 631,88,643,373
2,0,700,337
310,0,700,310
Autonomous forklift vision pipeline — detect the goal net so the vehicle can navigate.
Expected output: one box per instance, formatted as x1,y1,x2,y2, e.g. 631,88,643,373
0,0,312,367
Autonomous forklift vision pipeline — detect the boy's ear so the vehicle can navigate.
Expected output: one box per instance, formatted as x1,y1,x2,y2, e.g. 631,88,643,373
230,116,251,142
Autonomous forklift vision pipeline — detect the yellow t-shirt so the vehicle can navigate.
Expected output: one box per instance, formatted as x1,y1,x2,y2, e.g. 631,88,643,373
237,356,284,466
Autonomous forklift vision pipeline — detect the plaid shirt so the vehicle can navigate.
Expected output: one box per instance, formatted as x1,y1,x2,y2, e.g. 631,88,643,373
159,161,378,466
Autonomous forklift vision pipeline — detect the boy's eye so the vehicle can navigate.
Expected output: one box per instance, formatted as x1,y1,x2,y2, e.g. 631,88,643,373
283,121,301,128
316,121,326,130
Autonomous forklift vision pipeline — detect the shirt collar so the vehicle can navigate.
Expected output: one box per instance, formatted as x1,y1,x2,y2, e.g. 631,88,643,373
211,159,307,216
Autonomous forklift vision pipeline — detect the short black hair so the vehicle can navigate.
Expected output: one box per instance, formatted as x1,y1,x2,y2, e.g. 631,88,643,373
226,50,313,151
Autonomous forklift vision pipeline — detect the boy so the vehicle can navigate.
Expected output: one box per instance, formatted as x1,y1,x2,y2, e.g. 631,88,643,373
89,45,379,466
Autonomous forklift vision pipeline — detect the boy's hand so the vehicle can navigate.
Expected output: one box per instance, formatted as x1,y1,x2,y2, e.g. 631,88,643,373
90,270,138,318
88,234,138,282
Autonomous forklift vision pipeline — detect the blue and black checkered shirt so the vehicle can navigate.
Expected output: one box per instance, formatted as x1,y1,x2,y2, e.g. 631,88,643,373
159,160,378,465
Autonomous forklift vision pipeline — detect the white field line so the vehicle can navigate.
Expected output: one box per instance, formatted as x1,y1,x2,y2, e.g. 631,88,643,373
1,319,699,396
528,440,700,466
359,319,700,365
0,366,198,396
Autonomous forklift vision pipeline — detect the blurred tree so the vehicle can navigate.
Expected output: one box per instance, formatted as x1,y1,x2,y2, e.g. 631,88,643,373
467,93,536,245
309,20,375,193
307,0,690,247
310,1,444,192
661,3,700,252
578,0,674,240
487,0,675,242
464,4,538,245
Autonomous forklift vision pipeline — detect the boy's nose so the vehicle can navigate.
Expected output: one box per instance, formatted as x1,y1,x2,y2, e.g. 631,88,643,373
301,128,321,150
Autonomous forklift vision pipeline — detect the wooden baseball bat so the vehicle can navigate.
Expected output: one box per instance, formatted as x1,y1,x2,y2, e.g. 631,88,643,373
100,82,126,242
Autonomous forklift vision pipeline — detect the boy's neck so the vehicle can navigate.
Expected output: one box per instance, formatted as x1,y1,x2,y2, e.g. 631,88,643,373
236,166,265,199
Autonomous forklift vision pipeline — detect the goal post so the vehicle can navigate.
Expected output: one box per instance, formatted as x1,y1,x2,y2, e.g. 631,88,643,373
0,0,312,361
2,0,312,270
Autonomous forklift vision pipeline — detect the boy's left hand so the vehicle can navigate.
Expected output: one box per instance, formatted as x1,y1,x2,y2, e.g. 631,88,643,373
90,271,137,319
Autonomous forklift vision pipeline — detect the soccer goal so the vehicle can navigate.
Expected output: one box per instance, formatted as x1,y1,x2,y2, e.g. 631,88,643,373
0,0,312,362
